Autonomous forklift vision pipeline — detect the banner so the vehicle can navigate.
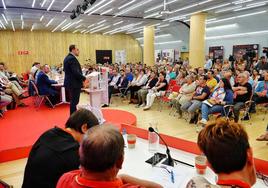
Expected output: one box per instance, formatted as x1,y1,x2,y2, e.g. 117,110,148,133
209,46,224,60
115,50,126,64
233,44,259,60
96,50,112,64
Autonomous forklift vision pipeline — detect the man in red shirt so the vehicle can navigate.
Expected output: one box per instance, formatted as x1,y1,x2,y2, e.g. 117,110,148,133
57,126,162,188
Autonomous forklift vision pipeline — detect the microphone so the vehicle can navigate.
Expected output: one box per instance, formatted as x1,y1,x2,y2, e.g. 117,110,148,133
148,127,174,167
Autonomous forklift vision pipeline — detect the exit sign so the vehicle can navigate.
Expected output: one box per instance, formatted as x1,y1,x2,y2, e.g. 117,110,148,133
18,50,30,55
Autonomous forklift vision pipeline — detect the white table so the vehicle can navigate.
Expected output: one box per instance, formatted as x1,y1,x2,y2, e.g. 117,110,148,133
84,89,103,108
120,137,266,188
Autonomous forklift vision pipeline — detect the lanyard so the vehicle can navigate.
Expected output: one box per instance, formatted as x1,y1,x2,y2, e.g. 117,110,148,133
217,179,251,188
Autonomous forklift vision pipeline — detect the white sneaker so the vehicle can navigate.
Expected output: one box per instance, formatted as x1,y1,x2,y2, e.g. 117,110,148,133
143,106,150,111
199,119,207,125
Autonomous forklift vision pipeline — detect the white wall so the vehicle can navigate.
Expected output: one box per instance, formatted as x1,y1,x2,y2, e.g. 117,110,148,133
205,34,268,59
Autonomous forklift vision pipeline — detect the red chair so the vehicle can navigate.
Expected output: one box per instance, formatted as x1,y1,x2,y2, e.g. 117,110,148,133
157,83,181,112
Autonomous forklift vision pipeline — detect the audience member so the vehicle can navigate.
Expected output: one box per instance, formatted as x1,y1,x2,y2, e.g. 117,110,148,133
143,72,167,111
206,70,218,92
172,75,196,117
232,73,252,122
22,109,99,188
107,68,120,105
200,78,233,125
129,69,147,103
136,71,158,107
181,75,210,123
36,64,59,106
204,56,212,70
256,56,268,71
187,118,256,188
57,125,162,188
251,71,268,113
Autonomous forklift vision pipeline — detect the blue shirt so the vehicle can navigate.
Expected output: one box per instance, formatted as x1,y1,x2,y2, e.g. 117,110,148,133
126,73,133,82
255,81,268,97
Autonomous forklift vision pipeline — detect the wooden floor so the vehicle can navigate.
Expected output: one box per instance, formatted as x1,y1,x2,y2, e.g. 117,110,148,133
0,93,267,188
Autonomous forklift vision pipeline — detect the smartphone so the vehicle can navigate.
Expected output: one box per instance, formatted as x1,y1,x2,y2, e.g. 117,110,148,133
145,152,166,166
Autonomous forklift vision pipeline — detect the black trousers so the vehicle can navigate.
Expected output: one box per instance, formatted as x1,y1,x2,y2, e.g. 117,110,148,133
129,85,141,99
251,94,268,111
68,87,81,115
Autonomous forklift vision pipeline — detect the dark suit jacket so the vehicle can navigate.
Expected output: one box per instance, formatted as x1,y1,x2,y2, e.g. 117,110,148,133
146,78,158,89
36,71,57,96
116,76,129,88
63,53,86,89
22,127,80,188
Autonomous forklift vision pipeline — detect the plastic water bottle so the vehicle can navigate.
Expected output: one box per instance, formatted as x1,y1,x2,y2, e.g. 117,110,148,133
148,127,159,153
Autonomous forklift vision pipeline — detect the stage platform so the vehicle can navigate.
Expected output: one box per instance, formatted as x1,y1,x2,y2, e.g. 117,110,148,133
0,98,136,163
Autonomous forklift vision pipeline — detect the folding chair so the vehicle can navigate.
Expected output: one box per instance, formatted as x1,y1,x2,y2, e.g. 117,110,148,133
30,80,55,110
158,83,180,112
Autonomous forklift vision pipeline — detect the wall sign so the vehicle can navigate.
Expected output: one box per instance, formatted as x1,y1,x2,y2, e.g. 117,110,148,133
17,50,30,55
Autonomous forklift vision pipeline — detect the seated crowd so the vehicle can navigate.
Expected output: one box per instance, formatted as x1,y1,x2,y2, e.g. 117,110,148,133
99,55,268,127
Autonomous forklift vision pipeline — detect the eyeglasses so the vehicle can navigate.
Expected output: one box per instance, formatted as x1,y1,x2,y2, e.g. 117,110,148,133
256,171,268,186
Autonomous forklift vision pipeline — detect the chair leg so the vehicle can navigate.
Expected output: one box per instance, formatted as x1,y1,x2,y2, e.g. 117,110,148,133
45,96,55,108
37,97,44,110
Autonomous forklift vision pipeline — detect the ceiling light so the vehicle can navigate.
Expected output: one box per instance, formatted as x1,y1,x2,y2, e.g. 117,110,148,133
206,23,238,31
89,24,105,31
206,10,266,24
97,19,106,25
21,15,23,21
1,0,6,9
73,29,79,33
172,4,198,13
0,20,6,29
158,24,170,28
136,34,171,40
61,0,74,12
118,0,136,10
47,0,55,11
202,3,231,11
61,19,82,31
75,24,81,29
81,29,87,33
1,14,8,24
100,8,113,15
88,24,95,28
21,21,24,30
88,0,114,15
32,0,36,8
52,19,67,32
45,18,54,27
215,5,242,13
113,21,123,26
11,20,15,31
232,0,254,5
206,30,268,40
144,0,178,13
84,30,90,34
114,0,152,17
144,12,159,19
155,40,182,45
234,2,267,11
40,15,44,21
41,0,47,7
90,25,110,33
61,22,72,30
84,0,107,14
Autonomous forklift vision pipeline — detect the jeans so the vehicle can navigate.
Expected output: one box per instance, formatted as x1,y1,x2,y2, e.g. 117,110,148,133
233,102,245,122
181,100,202,113
201,103,224,120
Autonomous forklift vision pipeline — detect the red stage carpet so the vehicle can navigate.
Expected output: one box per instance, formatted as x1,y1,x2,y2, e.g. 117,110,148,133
0,98,136,162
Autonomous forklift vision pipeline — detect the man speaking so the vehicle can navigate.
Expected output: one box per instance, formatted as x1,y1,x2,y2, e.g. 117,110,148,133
64,45,86,115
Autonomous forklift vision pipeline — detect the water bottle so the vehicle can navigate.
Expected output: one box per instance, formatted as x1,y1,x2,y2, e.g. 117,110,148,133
148,127,159,153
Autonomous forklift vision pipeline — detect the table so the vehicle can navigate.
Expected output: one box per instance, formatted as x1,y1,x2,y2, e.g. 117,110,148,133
84,88,103,108
51,82,69,106
120,137,266,188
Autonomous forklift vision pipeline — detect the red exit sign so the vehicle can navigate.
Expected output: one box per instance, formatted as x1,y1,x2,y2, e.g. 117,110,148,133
18,50,30,55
